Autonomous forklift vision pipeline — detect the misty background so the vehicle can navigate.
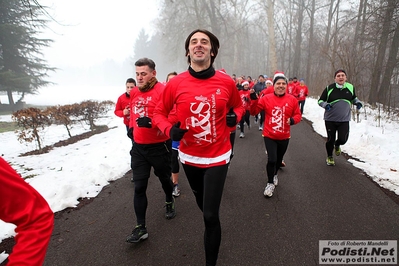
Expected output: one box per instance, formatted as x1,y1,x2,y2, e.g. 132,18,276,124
1,0,399,109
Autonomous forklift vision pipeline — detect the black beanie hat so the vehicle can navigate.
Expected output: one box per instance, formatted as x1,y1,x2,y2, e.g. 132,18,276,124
334,69,346,77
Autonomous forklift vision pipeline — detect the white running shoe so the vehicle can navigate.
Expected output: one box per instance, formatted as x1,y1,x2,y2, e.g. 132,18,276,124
264,183,275,197
239,132,245,138
273,175,278,186
259,126,263,131
172,184,180,197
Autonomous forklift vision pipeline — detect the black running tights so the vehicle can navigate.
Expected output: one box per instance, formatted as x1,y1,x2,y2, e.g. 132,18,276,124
182,164,229,266
263,137,289,183
324,121,349,156
239,110,250,133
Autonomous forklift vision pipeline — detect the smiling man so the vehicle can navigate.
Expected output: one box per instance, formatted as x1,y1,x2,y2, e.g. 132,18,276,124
153,29,244,266
249,71,302,198
318,69,363,166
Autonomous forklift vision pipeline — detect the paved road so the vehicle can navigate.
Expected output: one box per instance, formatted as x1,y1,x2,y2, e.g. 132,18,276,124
42,118,399,266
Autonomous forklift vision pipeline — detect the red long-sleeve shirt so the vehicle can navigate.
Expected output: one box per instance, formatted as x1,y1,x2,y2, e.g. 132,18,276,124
114,92,131,126
261,86,275,96
297,85,309,101
153,70,244,168
250,93,302,140
0,157,54,266
287,83,299,97
239,89,251,110
128,82,169,144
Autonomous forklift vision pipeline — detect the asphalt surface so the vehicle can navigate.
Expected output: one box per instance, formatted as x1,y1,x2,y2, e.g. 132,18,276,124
42,118,399,266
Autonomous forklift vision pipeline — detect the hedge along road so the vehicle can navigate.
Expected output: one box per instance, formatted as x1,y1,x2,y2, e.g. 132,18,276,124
42,118,399,266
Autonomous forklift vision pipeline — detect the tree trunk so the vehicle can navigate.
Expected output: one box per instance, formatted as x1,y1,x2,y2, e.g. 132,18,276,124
306,0,316,83
293,0,305,77
379,7,399,107
353,0,365,52
332,0,340,67
7,89,15,106
267,0,277,72
324,0,335,49
369,0,395,105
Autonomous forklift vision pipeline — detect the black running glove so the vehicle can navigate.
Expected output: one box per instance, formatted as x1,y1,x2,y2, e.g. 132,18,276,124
136,116,152,128
226,108,237,127
170,122,188,141
250,92,258,100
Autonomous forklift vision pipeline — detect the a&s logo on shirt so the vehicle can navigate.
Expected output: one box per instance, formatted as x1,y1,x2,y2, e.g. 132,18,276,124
134,96,152,117
271,106,285,133
185,95,213,144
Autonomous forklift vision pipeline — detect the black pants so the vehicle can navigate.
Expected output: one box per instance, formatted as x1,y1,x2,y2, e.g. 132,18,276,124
325,121,349,157
182,164,229,266
229,130,236,160
263,137,289,183
239,110,250,132
130,140,173,226
299,100,306,114
171,149,179,174
259,110,265,126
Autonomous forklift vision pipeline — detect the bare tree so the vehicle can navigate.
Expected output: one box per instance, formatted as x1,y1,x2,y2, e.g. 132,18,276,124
379,6,399,108
142,0,399,109
369,0,396,105
292,0,305,77
267,0,278,72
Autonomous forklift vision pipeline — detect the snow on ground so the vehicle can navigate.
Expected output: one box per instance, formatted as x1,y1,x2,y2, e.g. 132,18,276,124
0,97,398,262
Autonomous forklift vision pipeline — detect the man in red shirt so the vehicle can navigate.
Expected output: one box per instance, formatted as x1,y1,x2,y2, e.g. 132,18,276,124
287,77,300,98
125,58,176,244
250,71,302,197
114,78,136,132
297,78,309,114
154,29,244,266
0,157,53,266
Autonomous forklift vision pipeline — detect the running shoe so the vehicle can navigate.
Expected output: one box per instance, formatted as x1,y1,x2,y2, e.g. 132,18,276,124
326,156,335,166
264,183,275,197
126,225,148,243
335,146,341,156
259,126,263,131
273,175,278,186
165,199,176,219
239,132,245,138
172,184,180,197
280,161,286,167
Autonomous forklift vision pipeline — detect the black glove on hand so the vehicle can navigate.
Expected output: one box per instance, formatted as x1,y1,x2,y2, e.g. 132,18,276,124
169,122,188,141
127,128,133,140
226,108,237,127
136,116,152,128
355,102,363,110
250,92,258,100
325,103,332,111
243,96,248,102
